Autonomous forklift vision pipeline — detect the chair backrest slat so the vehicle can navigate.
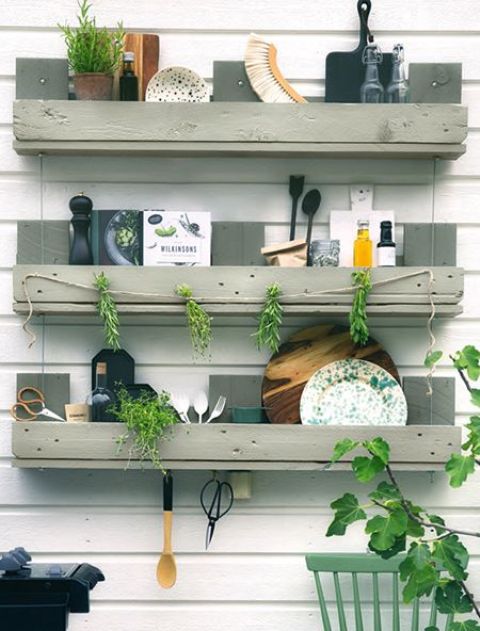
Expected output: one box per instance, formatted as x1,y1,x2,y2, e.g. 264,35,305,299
333,572,347,631
372,572,382,631
392,573,400,631
313,571,332,631
445,613,454,631
410,598,420,631
352,572,364,631
305,554,445,631
428,591,438,629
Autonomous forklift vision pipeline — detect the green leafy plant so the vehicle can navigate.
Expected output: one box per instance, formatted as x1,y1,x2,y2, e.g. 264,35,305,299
58,0,124,74
175,284,212,358
254,282,283,354
94,272,121,351
111,386,178,471
327,345,480,630
350,268,372,346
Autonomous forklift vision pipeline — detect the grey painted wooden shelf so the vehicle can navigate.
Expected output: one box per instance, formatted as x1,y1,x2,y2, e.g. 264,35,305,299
12,101,467,160
12,265,464,318
12,423,461,471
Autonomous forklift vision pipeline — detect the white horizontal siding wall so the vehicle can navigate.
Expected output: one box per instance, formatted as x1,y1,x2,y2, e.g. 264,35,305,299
1,1,479,629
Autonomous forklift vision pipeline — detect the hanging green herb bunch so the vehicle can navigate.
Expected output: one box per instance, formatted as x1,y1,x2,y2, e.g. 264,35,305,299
349,269,372,346
111,387,178,471
94,272,121,351
175,284,212,358
254,282,283,354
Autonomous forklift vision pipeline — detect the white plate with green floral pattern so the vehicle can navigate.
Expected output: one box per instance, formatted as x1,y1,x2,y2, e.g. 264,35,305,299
300,359,407,426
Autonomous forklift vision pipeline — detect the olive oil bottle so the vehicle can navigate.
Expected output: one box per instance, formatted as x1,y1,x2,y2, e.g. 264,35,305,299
353,219,373,267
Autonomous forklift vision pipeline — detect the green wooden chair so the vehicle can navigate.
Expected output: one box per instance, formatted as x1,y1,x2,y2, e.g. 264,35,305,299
306,553,451,631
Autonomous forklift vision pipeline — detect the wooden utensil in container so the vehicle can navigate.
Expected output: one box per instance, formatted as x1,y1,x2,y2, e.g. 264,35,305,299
124,33,160,100
156,472,177,588
262,323,400,424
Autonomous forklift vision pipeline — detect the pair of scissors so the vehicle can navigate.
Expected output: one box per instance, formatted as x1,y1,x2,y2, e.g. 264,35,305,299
200,474,234,550
10,387,66,422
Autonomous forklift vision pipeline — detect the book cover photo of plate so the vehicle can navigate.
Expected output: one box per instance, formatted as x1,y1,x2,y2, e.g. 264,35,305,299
300,358,407,426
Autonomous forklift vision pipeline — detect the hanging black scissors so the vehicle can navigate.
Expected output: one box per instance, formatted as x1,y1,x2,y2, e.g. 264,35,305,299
200,474,234,550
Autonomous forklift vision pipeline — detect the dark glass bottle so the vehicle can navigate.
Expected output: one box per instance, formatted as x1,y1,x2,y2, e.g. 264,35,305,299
90,362,116,422
377,220,396,267
360,44,384,103
386,44,410,103
120,52,139,101
69,193,93,265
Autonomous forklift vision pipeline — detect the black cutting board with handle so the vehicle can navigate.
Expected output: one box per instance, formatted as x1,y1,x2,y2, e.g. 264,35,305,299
325,0,393,103
91,349,135,393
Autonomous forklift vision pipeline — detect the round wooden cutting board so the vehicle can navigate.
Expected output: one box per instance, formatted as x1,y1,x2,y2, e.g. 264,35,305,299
262,324,400,424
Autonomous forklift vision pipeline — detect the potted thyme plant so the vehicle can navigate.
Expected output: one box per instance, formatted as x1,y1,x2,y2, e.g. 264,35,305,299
58,0,124,100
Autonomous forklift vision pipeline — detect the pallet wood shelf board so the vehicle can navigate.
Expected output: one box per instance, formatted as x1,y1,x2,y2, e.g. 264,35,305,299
12,423,461,471
12,101,467,160
12,265,464,318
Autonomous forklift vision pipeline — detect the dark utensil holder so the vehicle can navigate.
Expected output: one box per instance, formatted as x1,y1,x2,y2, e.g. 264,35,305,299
0,593,69,631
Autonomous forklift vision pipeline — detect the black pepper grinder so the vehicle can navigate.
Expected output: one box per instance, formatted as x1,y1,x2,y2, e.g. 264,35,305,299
69,193,93,264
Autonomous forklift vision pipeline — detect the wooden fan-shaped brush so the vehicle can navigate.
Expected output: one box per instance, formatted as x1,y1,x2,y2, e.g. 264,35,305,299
245,33,307,103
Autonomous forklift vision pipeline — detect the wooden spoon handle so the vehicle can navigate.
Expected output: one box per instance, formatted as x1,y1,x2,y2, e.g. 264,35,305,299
163,510,173,554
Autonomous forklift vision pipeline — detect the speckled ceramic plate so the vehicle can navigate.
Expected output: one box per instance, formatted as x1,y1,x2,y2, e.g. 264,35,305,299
300,359,407,426
145,66,209,102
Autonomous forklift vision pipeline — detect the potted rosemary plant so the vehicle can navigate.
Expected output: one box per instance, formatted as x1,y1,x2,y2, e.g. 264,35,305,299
58,0,124,100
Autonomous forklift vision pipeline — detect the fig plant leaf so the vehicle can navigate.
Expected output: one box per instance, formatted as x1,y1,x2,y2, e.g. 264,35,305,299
352,455,385,483
424,350,443,368
450,621,480,631
365,509,408,551
326,493,367,537
445,453,476,488
435,581,473,615
432,535,469,581
363,437,390,464
331,438,360,463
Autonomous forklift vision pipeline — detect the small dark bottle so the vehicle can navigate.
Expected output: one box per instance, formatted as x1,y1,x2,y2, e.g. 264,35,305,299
90,362,116,422
377,220,396,267
120,52,139,101
69,193,93,265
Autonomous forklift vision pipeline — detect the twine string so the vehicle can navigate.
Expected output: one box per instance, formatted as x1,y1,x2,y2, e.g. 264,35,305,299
20,270,437,369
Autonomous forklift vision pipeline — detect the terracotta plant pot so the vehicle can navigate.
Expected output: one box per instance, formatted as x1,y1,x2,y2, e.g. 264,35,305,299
73,73,113,100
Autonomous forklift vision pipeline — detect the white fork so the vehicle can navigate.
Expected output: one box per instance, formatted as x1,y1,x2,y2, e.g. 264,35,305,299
204,396,227,424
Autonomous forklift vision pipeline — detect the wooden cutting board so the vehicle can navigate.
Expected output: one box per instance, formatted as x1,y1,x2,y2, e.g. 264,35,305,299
124,33,160,100
262,324,400,424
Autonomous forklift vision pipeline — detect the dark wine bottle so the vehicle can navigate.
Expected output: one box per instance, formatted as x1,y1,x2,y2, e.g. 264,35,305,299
120,52,139,101
377,220,396,267
90,362,116,422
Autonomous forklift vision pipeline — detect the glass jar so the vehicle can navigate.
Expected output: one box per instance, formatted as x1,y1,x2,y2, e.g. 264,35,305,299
310,240,340,267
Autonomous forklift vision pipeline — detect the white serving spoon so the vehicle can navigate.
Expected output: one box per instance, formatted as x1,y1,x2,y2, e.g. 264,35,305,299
193,391,209,424
171,392,191,424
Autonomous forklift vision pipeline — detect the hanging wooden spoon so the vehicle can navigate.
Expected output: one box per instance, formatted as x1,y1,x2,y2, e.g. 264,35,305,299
302,189,322,259
156,472,177,588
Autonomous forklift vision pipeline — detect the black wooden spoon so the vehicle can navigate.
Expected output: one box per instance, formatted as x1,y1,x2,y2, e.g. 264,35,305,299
288,175,305,240
302,189,322,258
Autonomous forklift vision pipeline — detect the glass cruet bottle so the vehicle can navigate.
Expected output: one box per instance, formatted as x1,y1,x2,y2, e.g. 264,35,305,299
354,219,373,268
386,44,410,103
360,44,384,103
